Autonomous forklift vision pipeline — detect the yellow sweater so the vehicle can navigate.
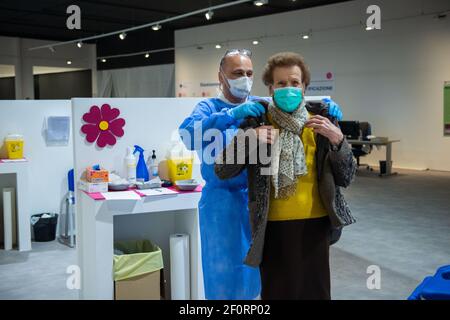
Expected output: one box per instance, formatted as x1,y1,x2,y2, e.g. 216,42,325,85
268,114,328,221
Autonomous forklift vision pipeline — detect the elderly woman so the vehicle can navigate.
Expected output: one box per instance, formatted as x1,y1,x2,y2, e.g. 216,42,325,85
215,52,356,300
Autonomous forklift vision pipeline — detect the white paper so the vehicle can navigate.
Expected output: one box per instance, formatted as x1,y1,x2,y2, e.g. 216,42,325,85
138,188,178,197
101,191,141,200
1,158,27,163
170,234,190,300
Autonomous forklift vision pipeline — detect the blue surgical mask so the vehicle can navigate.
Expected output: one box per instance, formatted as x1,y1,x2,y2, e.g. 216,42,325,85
273,87,303,113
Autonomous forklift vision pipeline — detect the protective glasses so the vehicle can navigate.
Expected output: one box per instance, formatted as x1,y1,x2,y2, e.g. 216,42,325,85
224,48,252,58
220,48,252,66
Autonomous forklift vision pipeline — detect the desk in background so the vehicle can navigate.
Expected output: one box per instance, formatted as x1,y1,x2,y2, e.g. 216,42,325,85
347,139,400,176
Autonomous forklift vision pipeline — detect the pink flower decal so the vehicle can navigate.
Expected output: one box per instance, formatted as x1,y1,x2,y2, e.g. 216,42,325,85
81,104,125,148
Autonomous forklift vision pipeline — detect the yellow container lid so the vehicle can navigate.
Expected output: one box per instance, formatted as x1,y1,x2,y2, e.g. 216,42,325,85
5,134,24,141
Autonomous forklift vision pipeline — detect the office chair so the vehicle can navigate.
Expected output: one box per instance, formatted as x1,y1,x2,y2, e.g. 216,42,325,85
351,122,373,171
339,121,360,140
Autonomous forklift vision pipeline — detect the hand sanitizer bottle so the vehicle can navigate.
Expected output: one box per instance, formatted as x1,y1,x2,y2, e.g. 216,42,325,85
125,146,136,184
150,150,159,177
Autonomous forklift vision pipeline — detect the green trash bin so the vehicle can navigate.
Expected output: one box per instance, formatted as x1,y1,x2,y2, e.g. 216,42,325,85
113,240,164,300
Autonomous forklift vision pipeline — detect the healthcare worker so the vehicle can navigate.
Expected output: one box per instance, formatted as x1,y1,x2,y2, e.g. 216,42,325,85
179,49,262,300
179,49,343,299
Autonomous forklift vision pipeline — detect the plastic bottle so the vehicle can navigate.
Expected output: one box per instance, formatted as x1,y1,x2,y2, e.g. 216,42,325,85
133,145,149,182
150,150,159,177
125,146,136,184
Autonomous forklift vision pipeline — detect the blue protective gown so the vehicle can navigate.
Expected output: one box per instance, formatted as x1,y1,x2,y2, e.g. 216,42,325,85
179,96,261,300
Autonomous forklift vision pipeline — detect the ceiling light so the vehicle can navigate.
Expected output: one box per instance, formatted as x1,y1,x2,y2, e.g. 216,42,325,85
254,0,268,6
119,32,127,40
215,44,222,49
366,26,374,31
252,40,259,45
205,10,214,20
66,60,72,65
302,34,309,39
152,24,162,31
145,53,150,58
101,59,106,63
76,41,83,48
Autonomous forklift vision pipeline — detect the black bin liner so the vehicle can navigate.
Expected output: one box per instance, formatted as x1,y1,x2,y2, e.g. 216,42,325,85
32,213,58,242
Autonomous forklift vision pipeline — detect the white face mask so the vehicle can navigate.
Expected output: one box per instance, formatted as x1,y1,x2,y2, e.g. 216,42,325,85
221,71,253,99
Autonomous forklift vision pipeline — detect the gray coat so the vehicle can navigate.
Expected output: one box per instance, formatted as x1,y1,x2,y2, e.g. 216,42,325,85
214,102,357,268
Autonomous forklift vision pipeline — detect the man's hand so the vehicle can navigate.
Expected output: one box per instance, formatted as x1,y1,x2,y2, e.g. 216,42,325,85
228,101,266,120
255,125,277,145
305,115,344,146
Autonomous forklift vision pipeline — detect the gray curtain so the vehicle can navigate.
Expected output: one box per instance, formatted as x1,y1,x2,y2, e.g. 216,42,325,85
97,64,175,97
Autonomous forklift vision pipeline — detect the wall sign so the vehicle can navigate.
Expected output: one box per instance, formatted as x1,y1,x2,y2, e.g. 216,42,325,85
306,72,335,96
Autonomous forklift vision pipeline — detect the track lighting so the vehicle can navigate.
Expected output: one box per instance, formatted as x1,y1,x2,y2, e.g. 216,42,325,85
66,60,72,65
101,59,106,63
152,24,162,31
215,44,222,49
145,53,150,58
254,0,268,6
77,41,83,48
119,32,127,40
205,10,214,20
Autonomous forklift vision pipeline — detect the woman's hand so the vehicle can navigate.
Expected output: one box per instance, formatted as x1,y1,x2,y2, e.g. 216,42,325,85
255,125,277,144
305,115,344,146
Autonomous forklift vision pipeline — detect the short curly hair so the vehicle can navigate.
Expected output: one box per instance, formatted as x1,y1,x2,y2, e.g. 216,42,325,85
262,52,311,88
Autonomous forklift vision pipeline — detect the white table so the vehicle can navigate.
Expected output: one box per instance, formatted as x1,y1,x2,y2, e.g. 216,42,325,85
347,139,400,176
76,190,204,300
0,161,31,251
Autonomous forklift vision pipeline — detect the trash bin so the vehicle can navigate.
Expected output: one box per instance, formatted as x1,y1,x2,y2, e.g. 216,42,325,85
31,213,58,242
113,239,164,300
408,265,450,300
379,160,387,175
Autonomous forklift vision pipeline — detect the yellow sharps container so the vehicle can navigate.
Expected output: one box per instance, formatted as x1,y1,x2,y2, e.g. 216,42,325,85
167,157,193,182
5,134,24,159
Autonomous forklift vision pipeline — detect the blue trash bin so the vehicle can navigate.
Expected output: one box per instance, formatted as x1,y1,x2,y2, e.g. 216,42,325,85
408,265,450,300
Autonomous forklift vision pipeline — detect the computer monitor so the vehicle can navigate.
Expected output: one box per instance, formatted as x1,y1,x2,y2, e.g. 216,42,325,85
338,121,360,140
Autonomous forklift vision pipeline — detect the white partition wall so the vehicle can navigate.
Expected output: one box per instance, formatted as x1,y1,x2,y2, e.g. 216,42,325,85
71,98,205,299
0,100,73,250
71,98,202,178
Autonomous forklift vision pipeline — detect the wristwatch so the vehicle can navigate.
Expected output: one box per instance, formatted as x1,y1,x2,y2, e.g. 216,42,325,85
330,138,344,152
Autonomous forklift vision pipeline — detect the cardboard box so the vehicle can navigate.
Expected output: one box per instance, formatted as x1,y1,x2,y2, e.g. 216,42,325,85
115,270,162,300
86,167,109,183
78,179,108,193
